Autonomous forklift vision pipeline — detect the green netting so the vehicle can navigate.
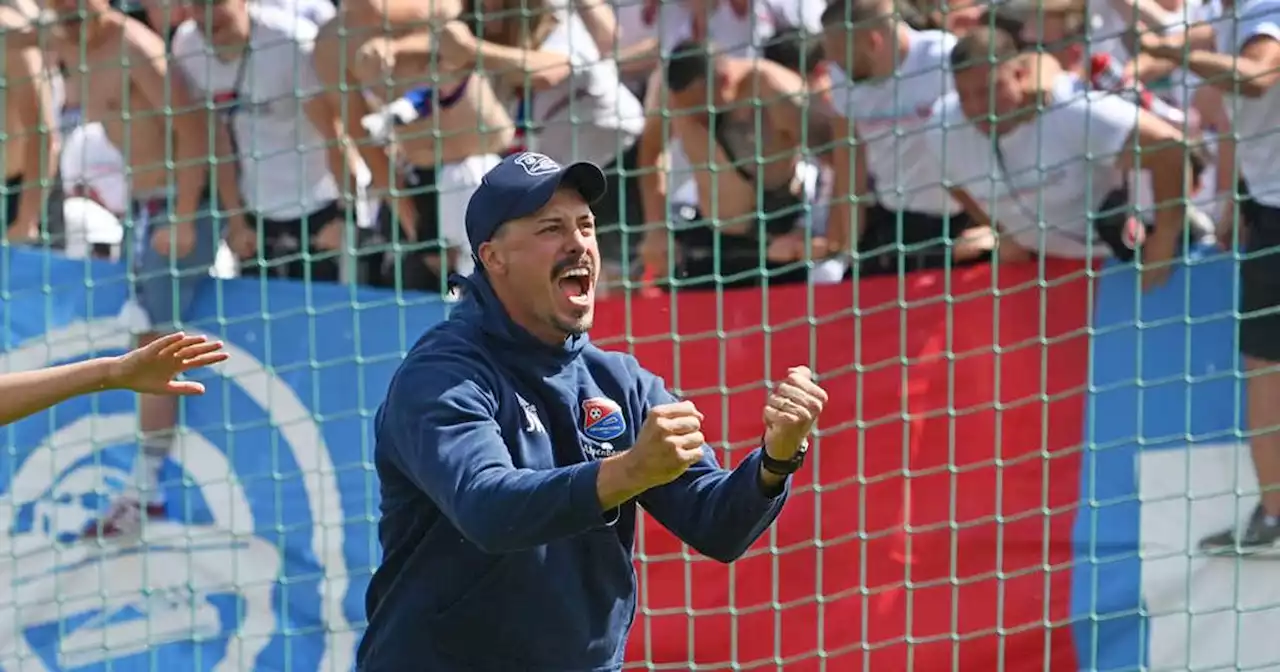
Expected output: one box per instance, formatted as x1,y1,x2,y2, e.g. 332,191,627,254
0,0,1269,669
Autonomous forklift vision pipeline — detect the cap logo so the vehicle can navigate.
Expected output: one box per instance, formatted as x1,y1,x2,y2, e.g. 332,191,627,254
513,152,561,177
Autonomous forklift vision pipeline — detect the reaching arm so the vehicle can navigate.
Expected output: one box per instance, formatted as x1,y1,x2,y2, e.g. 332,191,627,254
1183,16,1280,98
384,363,638,555
633,365,787,564
127,24,208,224
572,0,618,56
473,40,573,91
314,29,415,239
616,37,661,81
0,333,228,426
299,80,358,213
0,359,114,426
1114,109,1191,276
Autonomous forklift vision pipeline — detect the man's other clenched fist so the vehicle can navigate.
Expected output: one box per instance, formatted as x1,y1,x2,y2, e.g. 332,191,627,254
764,367,828,460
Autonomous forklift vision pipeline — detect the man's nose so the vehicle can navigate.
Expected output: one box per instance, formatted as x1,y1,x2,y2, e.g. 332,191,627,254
562,227,589,255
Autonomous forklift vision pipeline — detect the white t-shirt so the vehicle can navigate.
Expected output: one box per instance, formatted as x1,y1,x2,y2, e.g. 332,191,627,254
253,0,336,28
517,12,644,167
926,77,1140,258
828,28,959,216
1216,0,1280,206
172,5,340,219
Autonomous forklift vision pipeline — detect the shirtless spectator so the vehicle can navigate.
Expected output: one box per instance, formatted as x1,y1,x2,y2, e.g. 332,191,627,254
44,0,214,538
171,0,354,283
433,1,643,284
313,7,512,287
0,2,59,244
646,41,831,289
636,0,823,285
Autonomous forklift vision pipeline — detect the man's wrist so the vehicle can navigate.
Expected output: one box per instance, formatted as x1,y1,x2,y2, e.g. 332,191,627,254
596,452,652,510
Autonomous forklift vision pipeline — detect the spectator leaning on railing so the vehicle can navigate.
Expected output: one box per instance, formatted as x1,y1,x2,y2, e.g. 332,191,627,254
926,27,1193,287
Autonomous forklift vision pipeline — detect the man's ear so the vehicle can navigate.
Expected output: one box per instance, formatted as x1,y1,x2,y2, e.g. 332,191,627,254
477,240,503,275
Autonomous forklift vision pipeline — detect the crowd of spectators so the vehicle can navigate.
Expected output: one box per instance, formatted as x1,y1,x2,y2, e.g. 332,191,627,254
10,0,1243,300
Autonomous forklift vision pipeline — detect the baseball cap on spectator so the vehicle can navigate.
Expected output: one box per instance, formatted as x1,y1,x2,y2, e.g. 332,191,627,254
464,152,609,256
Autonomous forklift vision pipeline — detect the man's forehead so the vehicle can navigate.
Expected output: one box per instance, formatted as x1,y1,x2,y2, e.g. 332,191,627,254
514,189,591,225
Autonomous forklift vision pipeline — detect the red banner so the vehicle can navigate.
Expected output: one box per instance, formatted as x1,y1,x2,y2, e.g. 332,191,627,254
594,261,1092,671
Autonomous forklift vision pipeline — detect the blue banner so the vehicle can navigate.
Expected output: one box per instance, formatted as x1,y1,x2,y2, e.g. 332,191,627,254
0,249,449,671
1071,246,1247,672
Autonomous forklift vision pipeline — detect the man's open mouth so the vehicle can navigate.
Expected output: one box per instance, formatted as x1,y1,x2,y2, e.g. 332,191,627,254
556,267,592,306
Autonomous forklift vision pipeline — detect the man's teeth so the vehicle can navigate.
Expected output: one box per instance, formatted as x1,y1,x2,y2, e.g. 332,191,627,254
560,268,590,279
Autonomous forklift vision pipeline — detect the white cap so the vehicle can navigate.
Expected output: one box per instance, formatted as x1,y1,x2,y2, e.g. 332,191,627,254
60,122,129,216
62,196,123,259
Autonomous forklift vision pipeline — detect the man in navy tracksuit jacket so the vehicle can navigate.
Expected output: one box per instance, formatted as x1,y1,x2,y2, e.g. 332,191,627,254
357,152,830,671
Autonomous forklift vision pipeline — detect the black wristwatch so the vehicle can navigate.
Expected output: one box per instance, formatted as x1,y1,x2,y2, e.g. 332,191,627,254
761,440,810,476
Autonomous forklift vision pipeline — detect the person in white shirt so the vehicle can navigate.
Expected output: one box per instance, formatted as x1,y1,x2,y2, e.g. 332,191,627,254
433,2,644,280
1140,0,1280,556
171,0,354,283
983,0,1218,238
254,0,335,28
926,28,1192,279
819,0,993,277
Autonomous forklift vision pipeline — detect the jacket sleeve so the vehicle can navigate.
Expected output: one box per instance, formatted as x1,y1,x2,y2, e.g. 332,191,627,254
381,359,606,554
633,363,789,563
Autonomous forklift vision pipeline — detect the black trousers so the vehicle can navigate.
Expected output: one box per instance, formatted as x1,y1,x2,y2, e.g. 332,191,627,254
1239,181,1280,362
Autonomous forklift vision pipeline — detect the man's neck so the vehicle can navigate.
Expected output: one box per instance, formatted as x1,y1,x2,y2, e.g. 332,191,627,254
490,279,568,347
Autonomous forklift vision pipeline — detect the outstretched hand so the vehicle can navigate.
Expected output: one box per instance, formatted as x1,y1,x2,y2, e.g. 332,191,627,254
107,332,229,395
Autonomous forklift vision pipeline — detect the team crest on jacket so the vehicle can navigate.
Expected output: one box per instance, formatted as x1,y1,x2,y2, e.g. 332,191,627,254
582,398,626,441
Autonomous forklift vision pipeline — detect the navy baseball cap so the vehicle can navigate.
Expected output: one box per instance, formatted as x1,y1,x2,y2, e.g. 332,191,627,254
465,152,609,253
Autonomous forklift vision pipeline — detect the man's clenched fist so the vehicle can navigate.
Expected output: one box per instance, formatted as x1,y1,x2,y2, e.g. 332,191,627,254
764,367,828,460
625,401,707,489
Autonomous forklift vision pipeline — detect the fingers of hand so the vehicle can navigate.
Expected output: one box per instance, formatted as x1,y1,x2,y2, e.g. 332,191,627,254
166,380,207,396
648,401,703,422
784,367,829,404
157,334,206,360
764,405,796,428
181,352,230,371
772,380,825,419
654,412,701,436
147,332,187,356
175,341,226,366
764,400,805,427
664,430,705,464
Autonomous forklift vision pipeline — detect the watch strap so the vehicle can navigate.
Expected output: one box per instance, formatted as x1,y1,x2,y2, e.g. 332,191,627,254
761,439,809,475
